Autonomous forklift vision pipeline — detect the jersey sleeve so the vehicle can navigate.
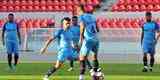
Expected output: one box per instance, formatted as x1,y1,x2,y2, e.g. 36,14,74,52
79,15,84,23
2,23,6,32
155,22,160,32
53,29,62,39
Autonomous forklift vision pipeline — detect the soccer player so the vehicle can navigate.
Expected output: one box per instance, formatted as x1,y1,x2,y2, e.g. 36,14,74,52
77,5,103,80
68,16,92,71
2,13,21,70
40,17,77,80
141,12,160,72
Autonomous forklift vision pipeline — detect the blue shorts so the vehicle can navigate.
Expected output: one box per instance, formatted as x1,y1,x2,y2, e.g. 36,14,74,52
142,43,155,54
57,47,78,62
5,41,19,54
80,39,99,56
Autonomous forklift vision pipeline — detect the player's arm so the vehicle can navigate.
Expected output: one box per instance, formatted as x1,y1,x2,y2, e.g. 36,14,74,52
96,21,100,32
17,24,21,44
79,22,85,47
155,23,160,43
2,24,6,46
141,27,144,45
40,36,55,54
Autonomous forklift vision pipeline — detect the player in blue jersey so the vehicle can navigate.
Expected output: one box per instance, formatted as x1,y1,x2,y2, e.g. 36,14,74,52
40,17,77,80
2,13,21,70
141,12,160,72
77,5,104,80
68,16,92,71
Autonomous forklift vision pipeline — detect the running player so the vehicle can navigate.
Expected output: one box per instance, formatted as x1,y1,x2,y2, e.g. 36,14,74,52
68,16,92,71
40,17,77,80
141,12,160,72
2,13,21,70
77,5,103,80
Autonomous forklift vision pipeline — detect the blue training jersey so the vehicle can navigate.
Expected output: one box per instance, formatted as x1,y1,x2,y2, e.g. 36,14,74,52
3,22,19,42
70,24,80,44
53,28,73,48
79,13,98,41
142,21,159,44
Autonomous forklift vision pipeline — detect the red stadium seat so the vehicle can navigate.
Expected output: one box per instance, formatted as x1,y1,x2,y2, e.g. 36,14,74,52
67,5,73,11
0,6,7,12
147,5,154,11
1,0,7,6
112,5,119,11
41,5,47,11
66,0,74,6
60,0,66,6
28,0,33,6
126,5,132,11
119,5,126,11
27,6,33,11
112,0,160,11
34,6,40,11
34,0,40,6
73,0,79,5
15,6,21,12
139,0,145,4
80,0,86,5
132,5,139,11
15,0,20,6
93,0,100,5
53,0,59,6
40,19,48,28
0,19,5,28
33,19,41,28
60,5,67,11
86,0,93,5
47,19,55,26
46,0,54,6
47,5,54,11
8,6,14,12
54,5,60,11
26,19,33,28
8,0,14,6
40,0,46,6
155,5,160,11
21,6,27,11
21,0,27,6
140,5,147,11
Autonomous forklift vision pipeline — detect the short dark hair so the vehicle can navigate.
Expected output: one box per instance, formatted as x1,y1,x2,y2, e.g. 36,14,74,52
146,12,152,16
72,16,78,19
61,17,71,24
8,13,14,16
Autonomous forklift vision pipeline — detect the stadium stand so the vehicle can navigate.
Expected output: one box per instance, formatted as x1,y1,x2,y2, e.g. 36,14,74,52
0,0,101,12
0,18,55,28
112,0,160,12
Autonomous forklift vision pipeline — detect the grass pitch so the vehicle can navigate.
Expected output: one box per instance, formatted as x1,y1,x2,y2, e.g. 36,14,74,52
0,63,160,80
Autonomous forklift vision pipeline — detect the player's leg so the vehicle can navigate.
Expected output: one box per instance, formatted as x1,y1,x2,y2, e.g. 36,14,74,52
6,41,13,69
142,53,148,72
79,41,89,80
149,54,154,72
68,60,74,71
79,55,87,80
149,47,155,72
44,60,63,79
142,44,149,72
86,58,92,70
13,42,19,67
43,48,66,80
68,48,77,71
91,41,99,72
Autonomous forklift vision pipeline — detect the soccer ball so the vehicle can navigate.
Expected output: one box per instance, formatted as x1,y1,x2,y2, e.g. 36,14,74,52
90,69,104,80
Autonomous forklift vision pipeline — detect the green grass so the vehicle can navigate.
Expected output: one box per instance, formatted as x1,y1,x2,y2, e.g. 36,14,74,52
0,63,160,80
